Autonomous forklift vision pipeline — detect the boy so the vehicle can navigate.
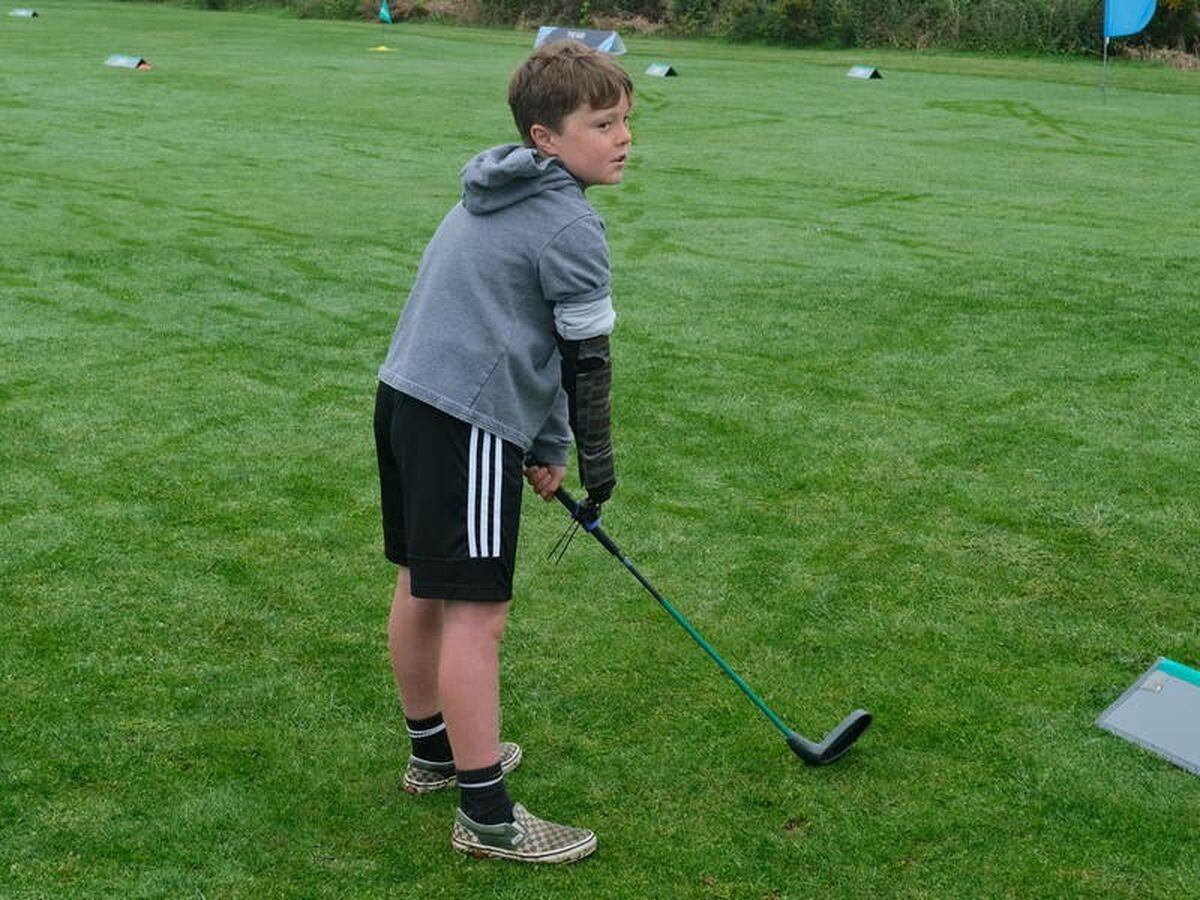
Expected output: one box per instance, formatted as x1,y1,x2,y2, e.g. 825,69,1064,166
372,41,633,864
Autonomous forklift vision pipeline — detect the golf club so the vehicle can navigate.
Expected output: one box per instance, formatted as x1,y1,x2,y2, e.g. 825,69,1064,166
554,488,872,765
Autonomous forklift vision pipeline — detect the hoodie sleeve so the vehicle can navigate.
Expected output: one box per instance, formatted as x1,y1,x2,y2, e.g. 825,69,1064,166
539,214,616,340
527,387,572,467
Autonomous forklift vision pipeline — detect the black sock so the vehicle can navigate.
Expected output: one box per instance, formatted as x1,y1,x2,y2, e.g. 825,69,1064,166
457,761,514,825
405,712,453,767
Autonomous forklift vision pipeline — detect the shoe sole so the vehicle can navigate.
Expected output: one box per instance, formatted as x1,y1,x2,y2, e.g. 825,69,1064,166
451,833,597,865
403,744,523,795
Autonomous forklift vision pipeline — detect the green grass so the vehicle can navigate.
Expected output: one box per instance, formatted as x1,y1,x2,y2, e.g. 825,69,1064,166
3,3,1199,897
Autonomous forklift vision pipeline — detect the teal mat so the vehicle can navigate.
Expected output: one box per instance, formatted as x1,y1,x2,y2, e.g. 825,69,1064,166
1156,657,1200,689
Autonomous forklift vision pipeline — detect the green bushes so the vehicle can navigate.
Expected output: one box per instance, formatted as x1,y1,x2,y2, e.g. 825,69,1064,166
161,0,1200,53
761,0,1187,54
829,0,1103,52
688,0,1105,52
1146,0,1200,51
671,0,713,32
471,0,666,24
720,0,835,44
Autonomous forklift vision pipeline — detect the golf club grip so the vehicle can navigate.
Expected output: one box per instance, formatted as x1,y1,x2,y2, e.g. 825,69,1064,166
553,488,623,559
552,486,577,514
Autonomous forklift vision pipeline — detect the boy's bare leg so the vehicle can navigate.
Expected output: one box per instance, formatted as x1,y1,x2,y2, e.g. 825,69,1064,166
439,599,509,771
387,567,443,719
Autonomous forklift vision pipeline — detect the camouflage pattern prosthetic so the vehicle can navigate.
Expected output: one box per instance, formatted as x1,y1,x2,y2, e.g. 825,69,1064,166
557,334,615,503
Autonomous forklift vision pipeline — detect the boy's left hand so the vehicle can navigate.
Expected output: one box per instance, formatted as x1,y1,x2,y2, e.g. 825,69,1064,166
524,464,567,501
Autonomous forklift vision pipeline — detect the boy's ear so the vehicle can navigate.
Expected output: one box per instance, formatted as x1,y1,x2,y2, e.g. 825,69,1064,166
529,122,557,156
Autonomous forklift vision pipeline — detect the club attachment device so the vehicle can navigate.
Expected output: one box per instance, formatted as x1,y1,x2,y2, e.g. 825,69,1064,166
554,487,871,766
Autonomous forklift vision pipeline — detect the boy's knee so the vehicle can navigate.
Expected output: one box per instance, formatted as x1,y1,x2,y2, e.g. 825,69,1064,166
445,601,509,643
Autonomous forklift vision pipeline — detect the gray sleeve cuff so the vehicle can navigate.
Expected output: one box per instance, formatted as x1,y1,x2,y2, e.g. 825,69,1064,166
554,294,616,340
528,439,570,467
528,390,571,466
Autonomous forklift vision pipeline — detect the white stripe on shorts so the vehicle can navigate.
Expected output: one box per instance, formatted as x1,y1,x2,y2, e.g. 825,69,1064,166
491,433,502,557
466,426,479,558
466,426,502,560
480,431,492,558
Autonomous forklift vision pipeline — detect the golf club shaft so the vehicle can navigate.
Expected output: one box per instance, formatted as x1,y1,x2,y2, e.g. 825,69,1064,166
554,488,793,740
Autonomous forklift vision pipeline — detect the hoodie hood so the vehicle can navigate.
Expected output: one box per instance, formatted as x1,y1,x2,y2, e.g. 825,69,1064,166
461,144,582,214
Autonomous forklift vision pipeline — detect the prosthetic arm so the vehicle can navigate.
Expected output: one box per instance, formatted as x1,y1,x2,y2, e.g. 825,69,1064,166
556,333,615,506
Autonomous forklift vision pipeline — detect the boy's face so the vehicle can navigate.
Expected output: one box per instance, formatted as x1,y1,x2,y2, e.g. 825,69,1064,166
531,94,632,188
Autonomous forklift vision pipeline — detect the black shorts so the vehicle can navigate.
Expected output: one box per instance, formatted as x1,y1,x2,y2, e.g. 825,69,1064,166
373,382,524,601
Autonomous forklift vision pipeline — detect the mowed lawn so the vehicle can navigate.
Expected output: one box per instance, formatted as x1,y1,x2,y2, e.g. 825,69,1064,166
2,3,1198,896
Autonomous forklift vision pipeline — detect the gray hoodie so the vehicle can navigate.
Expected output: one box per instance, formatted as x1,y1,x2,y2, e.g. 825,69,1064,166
378,144,616,466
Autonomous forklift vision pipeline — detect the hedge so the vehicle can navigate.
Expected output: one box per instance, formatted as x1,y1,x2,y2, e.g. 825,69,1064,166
129,0,1200,54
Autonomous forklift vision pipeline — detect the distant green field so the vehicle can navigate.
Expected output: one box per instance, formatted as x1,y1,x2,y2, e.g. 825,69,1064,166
2,3,1198,897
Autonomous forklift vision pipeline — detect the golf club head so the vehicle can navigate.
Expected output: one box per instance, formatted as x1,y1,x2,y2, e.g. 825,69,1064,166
786,709,872,765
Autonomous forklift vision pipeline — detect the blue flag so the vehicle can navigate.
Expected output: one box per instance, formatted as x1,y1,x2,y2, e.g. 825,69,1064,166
1104,0,1155,37
379,0,392,24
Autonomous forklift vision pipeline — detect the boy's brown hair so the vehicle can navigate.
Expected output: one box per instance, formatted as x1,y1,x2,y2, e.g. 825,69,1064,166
508,41,634,147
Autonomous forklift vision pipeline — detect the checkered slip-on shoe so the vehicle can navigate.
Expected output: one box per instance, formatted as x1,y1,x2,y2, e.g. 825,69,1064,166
402,742,522,795
451,803,596,864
